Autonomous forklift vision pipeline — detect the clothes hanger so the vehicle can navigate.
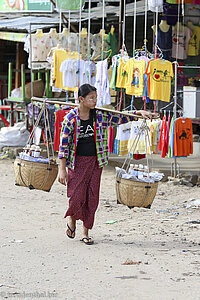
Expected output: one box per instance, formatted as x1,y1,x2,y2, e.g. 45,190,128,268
92,49,112,63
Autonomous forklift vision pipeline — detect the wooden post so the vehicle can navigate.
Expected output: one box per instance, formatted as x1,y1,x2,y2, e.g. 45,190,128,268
8,63,12,98
15,42,24,89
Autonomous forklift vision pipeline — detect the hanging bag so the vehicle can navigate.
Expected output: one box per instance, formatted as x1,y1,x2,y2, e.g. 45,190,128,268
14,101,58,192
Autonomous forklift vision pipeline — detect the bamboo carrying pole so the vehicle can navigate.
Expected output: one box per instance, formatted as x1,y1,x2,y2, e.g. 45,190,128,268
31,97,156,119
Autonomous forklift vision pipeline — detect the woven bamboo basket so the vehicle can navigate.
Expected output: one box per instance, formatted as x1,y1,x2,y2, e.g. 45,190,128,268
14,157,58,192
116,177,158,208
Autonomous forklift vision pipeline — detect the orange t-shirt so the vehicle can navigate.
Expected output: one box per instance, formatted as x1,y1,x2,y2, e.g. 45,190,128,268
174,118,193,157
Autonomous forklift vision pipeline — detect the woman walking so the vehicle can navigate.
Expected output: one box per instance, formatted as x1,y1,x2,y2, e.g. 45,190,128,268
58,84,156,245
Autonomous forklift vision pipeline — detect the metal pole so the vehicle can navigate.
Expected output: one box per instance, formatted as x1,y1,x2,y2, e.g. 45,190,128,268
118,0,124,49
30,22,34,128
173,61,178,178
59,10,62,33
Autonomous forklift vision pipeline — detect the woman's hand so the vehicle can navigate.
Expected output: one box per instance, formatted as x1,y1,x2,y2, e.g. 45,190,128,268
58,168,68,186
136,110,159,120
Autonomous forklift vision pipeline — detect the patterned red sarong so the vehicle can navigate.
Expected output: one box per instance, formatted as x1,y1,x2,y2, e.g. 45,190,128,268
64,156,103,229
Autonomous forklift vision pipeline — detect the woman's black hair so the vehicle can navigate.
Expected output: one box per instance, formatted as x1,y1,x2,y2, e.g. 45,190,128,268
78,84,97,98
78,84,97,123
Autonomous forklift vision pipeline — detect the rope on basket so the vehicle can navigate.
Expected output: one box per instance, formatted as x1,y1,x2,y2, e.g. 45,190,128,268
25,101,55,163
116,119,154,207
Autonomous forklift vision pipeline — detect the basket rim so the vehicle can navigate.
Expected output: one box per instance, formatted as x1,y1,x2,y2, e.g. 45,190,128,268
15,157,58,166
116,176,158,185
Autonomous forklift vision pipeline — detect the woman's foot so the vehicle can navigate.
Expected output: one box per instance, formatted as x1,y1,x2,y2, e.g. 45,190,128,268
80,225,94,245
66,217,76,239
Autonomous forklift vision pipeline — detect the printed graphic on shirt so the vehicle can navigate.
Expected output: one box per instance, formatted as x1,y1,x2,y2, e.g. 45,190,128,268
179,128,192,140
152,68,170,82
132,68,140,88
79,124,94,139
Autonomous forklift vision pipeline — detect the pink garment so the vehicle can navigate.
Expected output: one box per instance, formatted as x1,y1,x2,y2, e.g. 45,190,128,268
65,156,103,229
165,115,171,154
193,0,200,4
159,116,167,158
108,126,114,153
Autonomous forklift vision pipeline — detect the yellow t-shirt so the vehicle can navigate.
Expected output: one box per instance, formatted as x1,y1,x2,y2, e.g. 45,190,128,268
145,59,174,102
124,59,146,96
54,50,79,91
116,59,128,89
187,26,200,56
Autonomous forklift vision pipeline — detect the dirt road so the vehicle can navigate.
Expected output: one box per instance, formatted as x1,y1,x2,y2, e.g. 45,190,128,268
0,160,200,300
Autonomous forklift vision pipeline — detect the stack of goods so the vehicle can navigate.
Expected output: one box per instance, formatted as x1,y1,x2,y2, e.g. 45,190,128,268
116,164,164,183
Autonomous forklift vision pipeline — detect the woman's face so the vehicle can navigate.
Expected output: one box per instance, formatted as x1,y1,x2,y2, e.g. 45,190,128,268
81,91,97,109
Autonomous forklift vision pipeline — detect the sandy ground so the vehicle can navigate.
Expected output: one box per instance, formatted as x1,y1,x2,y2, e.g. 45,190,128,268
0,159,200,300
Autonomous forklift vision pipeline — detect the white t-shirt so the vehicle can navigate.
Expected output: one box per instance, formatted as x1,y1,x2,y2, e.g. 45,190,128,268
60,59,78,88
172,27,192,59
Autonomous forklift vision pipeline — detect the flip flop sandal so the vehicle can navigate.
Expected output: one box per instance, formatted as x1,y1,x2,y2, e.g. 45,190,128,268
66,224,76,239
80,237,94,245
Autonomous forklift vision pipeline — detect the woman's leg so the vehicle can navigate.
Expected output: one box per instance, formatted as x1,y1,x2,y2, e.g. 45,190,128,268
66,216,76,238
65,156,102,237
80,160,103,243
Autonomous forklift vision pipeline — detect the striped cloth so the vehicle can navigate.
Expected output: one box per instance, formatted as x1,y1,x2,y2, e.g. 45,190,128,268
58,107,135,170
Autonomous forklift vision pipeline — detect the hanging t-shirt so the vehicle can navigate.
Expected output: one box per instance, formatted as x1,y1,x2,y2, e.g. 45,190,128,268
60,59,78,88
158,116,167,158
157,26,172,60
107,31,118,58
128,121,147,154
108,126,115,153
172,26,192,60
173,118,193,157
91,33,109,61
168,116,175,157
116,59,128,89
125,59,146,96
113,126,120,155
59,32,69,50
45,32,60,49
165,114,171,154
148,0,163,12
68,33,79,52
53,50,79,91
24,34,51,69
187,26,200,57
95,59,111,107
79,33,92,61
118,122,132,156
145,59,174,102
54,108,71,151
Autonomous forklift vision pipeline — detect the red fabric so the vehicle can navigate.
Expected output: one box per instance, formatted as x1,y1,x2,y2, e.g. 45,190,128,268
64,156,103,229
174,118,193,157
165,115,171,154
158,116,167,158
108,127,114,153
133,154,146,160
54,109,71,151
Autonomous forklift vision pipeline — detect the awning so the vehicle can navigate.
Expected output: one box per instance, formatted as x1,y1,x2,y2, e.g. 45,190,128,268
0,1,147,33
0,31,27,42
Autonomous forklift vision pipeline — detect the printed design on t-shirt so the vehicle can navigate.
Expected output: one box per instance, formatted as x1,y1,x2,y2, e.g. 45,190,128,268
152,68,169,82
172,33,187,49
131,68,140,88
79,124,94,139
179,128,192,140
